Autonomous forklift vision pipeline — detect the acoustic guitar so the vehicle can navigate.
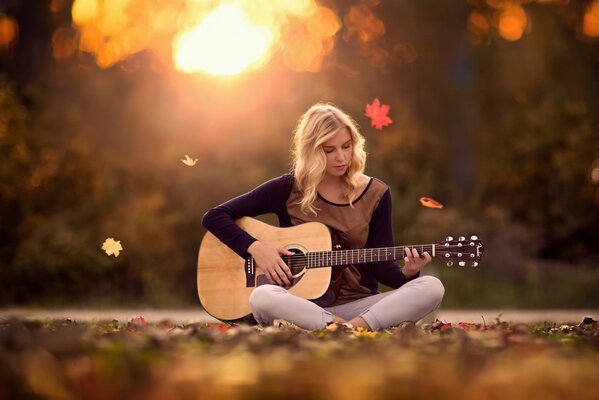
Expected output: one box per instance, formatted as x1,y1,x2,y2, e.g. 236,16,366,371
197,217,484,322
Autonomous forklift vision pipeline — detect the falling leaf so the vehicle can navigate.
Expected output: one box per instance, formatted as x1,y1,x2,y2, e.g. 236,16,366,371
419,197,444,209
101,237,123,257
181,155,198,166
365,98,392,130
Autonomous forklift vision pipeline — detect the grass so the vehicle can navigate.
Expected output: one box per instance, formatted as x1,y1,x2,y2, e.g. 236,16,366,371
1,316,598,399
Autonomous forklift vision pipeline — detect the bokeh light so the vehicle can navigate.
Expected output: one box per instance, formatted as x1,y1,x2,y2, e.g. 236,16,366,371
583,0,599,38
468,10,490,36
343,5,385,44
498,4,527,41
70,0,343,74
52,27,77,61
0,14,18,50
592,159,599,184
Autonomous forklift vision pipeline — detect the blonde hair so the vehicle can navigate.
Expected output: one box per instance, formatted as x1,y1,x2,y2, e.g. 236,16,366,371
291,102,367,216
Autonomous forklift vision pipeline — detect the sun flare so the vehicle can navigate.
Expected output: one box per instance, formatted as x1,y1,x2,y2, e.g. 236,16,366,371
173,3,273,76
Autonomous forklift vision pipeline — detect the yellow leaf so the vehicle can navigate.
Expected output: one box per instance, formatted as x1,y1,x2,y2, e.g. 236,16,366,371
101,237,123,257
181,154,198,166
325,322,340,332
352,326,377,338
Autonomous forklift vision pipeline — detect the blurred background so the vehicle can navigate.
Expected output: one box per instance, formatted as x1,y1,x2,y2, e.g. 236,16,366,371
0,0,597,309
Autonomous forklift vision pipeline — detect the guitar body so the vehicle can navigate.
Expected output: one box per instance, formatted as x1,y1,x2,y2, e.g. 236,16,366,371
197,217,332,321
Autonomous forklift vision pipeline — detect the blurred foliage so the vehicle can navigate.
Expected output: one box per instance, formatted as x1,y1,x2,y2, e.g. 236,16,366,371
0,0,598,308
1,317,599,399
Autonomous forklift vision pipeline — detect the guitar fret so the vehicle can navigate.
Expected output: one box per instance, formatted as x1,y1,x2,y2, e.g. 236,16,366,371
306,244,442,268
303,245,441,268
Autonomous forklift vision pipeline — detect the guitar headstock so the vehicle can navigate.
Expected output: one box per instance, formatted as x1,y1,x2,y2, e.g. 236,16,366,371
438,235,484,267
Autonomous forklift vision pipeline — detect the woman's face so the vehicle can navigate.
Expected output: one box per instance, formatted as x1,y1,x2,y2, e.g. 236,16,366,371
321,127,352,178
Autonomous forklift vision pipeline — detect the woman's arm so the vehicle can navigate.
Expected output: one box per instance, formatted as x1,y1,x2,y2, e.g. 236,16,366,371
366,188,421,288
201,174,294,258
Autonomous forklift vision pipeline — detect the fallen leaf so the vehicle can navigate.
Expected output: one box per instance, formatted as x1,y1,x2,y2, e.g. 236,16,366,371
181,155,198,166
365,98,392,130
129,316,147,330
419,197,444,209
352,326,377,338
206,323,232,332
325,322,339,332
101,237,123,257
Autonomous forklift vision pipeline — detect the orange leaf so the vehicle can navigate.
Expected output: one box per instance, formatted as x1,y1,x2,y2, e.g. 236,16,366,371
101,237,123,257
419,197,444,209
365,98,392,130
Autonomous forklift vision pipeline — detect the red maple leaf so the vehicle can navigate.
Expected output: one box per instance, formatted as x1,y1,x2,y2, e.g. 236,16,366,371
365,98,392,130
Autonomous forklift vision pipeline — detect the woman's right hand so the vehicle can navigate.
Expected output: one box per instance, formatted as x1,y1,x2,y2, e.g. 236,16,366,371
247,241,294,286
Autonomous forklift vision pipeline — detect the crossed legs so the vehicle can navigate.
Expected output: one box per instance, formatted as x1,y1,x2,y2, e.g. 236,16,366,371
249,275,445,330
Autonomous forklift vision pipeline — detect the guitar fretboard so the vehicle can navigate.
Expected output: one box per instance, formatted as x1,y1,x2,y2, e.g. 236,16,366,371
296,245,436,269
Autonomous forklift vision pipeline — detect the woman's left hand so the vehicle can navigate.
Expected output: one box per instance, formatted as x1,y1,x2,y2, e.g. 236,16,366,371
402,247,432,278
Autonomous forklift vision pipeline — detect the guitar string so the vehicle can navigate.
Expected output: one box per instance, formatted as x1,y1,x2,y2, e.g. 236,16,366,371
248,244,481,275
258,245,480,270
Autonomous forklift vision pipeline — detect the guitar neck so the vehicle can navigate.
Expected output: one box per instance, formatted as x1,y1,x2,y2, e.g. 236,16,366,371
304,244,437,269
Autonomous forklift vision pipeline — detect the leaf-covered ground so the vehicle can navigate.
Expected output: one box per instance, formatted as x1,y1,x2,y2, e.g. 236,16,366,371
1,317,598,399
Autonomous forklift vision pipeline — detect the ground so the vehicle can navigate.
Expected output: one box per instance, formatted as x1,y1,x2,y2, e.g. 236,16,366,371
1,316,598,399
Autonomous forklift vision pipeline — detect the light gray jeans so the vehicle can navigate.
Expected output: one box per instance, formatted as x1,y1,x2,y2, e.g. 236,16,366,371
249,275,445,330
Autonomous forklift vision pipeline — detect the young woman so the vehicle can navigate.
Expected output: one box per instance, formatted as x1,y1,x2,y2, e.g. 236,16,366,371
202,103,444,330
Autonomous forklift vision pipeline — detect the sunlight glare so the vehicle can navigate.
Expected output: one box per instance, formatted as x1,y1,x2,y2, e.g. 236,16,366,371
173,3,273,76
72,0,98,25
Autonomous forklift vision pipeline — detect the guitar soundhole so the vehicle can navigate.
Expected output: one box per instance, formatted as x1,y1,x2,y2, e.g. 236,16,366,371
255,247,306,289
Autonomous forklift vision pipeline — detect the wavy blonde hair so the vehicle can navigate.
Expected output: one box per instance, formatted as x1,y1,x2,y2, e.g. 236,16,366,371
291,102,367,216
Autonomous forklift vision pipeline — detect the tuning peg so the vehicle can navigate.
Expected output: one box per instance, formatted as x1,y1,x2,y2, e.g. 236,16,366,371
471,261,479,267
458,261,466,267
470,235,478,240
446,261,453,267
446,236,453,242
458,236,465,241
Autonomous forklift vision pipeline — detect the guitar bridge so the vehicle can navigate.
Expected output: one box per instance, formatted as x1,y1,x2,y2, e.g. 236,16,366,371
245,255,256,287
